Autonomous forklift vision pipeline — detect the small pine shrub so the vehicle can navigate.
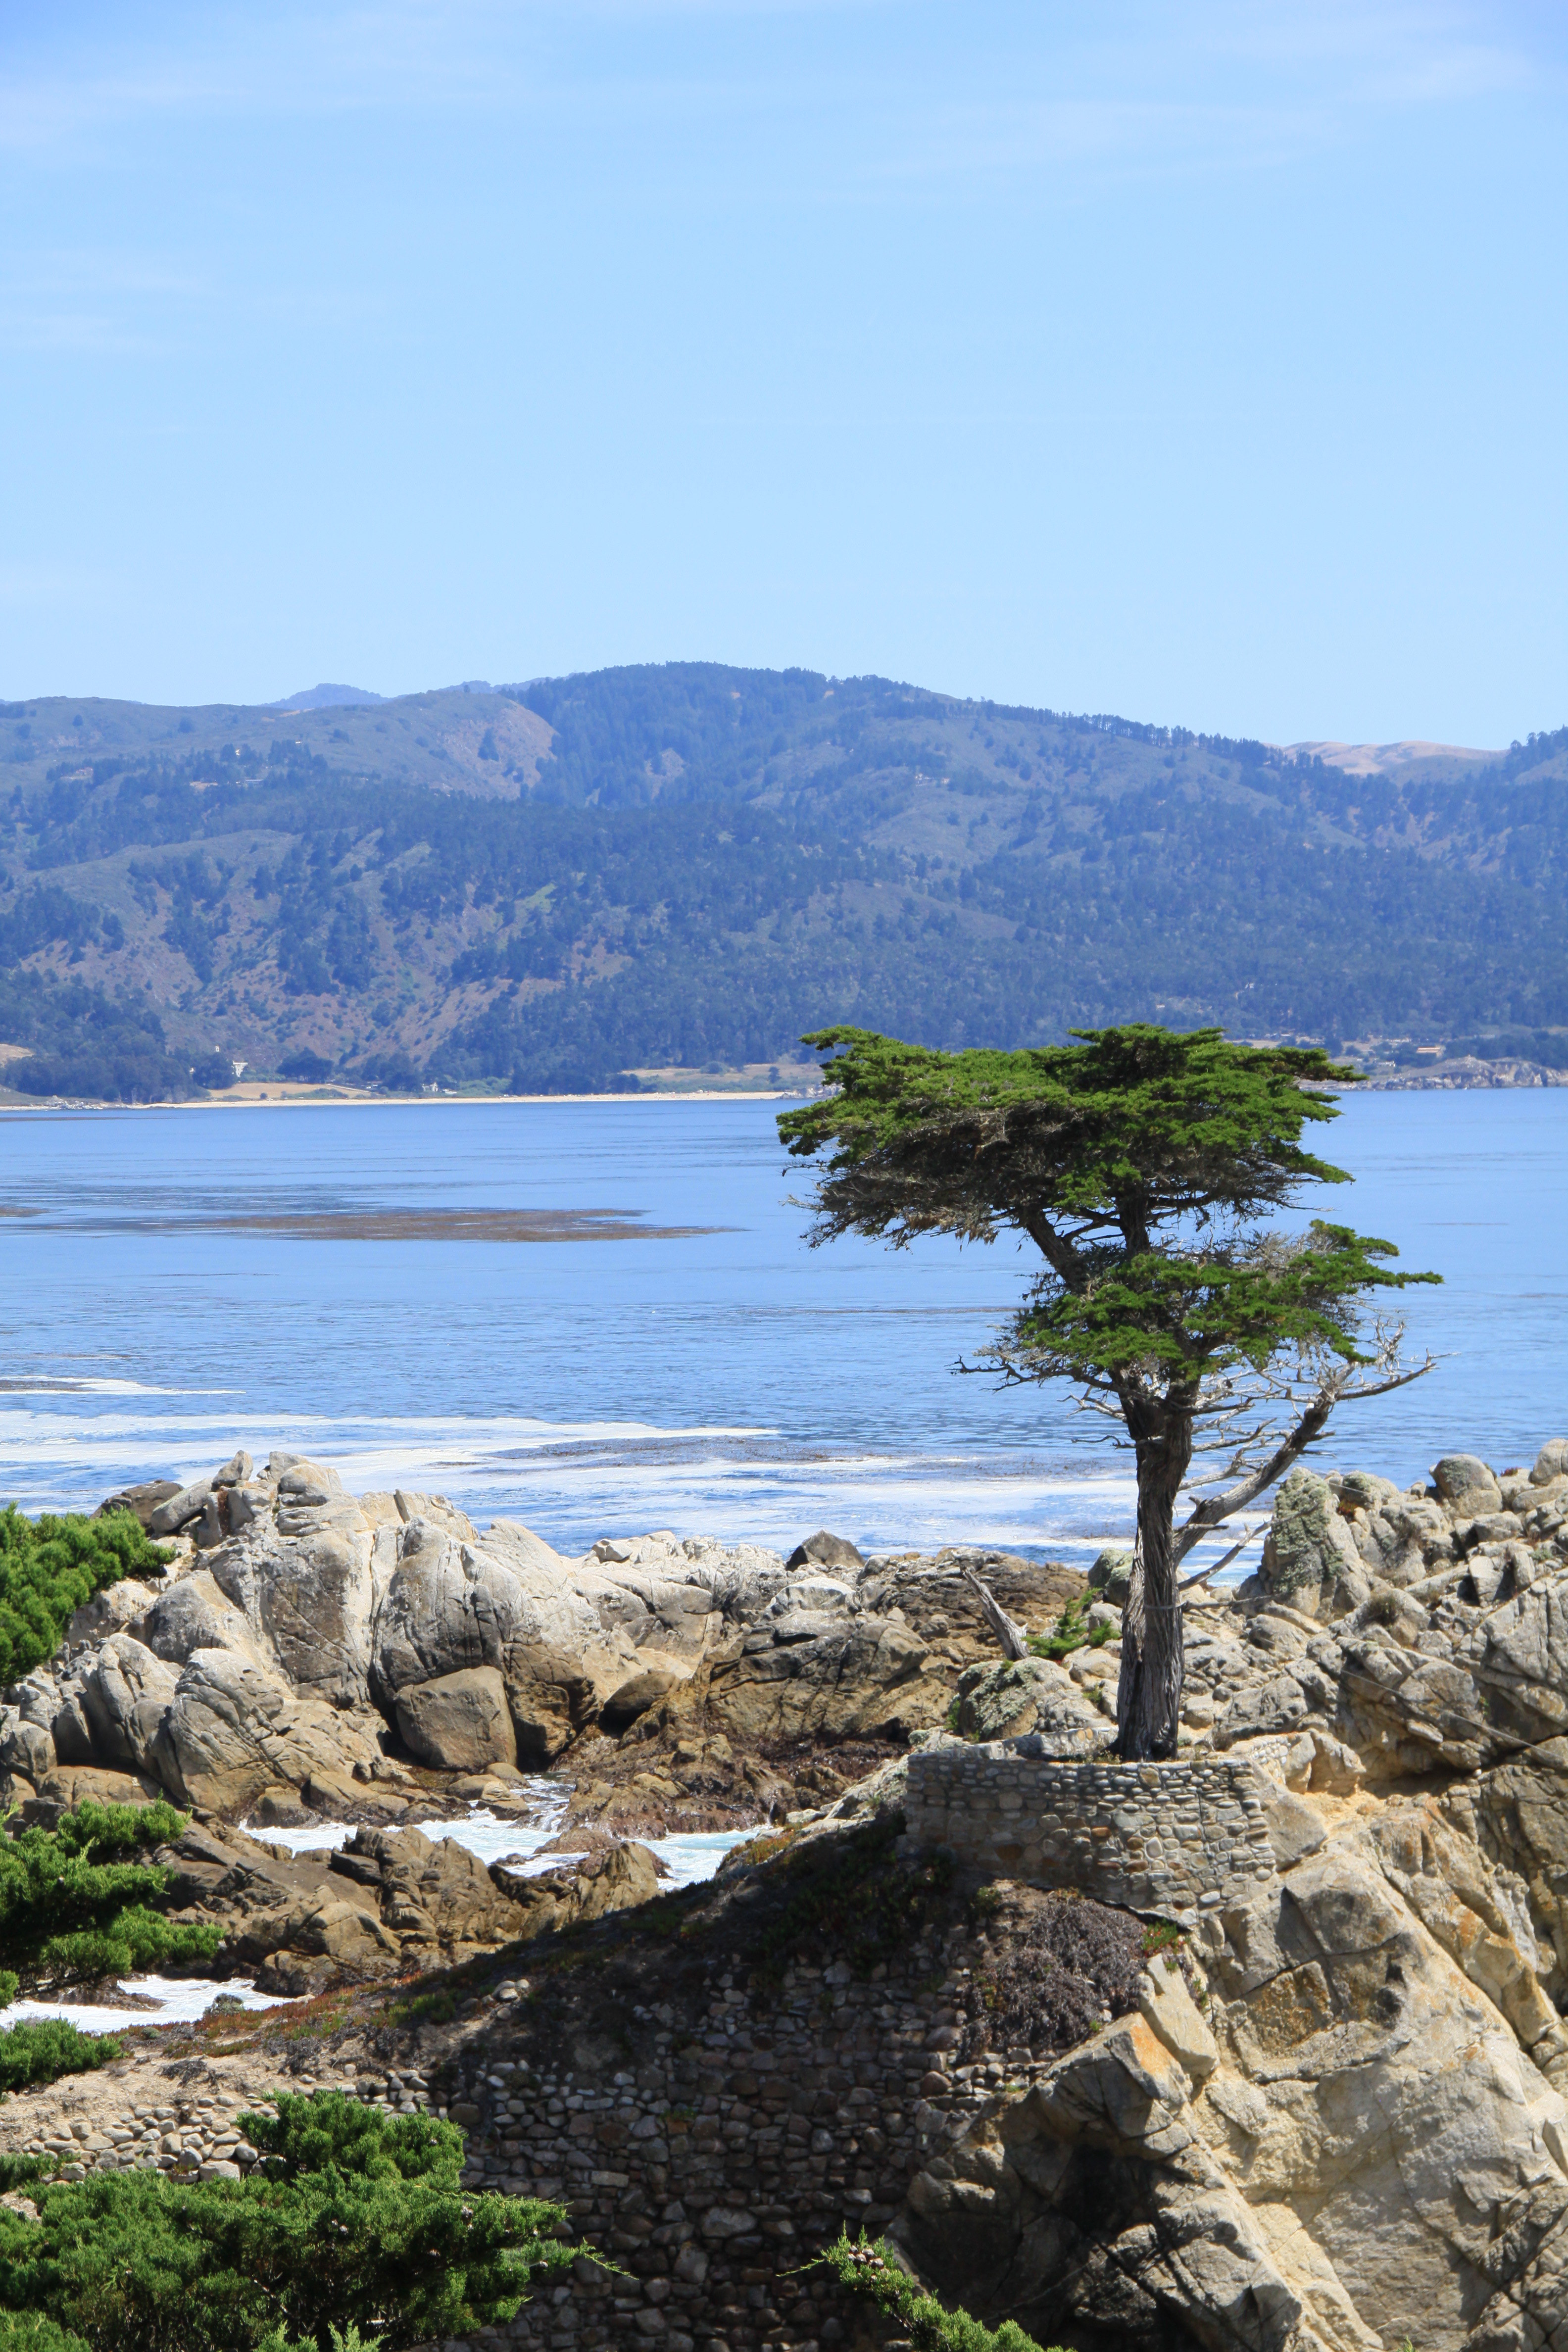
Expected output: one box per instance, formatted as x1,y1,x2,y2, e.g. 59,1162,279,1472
0,2022,121,2097
0,2316,91,2352
0,1509,171,1686
0,1801,220,1999
813,2233,1062,2351
1026,1596,1113,1662
0,2091,575,2352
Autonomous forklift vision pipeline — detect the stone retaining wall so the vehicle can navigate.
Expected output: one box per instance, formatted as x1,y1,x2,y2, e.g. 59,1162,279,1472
449,1931,1046,2352
904,1746,1277,1920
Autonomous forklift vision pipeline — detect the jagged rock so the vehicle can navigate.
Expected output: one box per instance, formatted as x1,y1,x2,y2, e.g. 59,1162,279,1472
1225,1727,1365,1797
394,1666,517,1771
134,1570,263,1668
1464,1565,1568,1745
1259,1782,1329,1867
784,1530,865,1572
373,1519,610,1690
0,1711,53,1784
1535,1440,1568,1486
22,1765,163,1823
1333,1628,1492,1772
148,1478,217,1538
390,1488,477,1539
1432,1451,1504,1515
856,1551,1086,1662
505,1648,603,1765
492,1839,662,1939
80,1635,179,1772
1213,1667,1318,1750
700,1613,948,1744
1087,1546,1134,1608
94,1478,182,1529
49,1685,96,1765
65,1579,161,1645
1260,1470,1372,1620
250,1895,400,1977
208,1524,376,1706
1470,1737,1568,1996
344,1824,525,1949
600,1668,683,1735
1199,1851,1568,2352
1138,1954,1219,2082
1364,1793,1568,2079
950,1657,1106,1753
149,1647,371,1815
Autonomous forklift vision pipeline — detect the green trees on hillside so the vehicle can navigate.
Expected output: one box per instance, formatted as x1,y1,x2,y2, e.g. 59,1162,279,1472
4,671,1568,1097
783,1024,1437,1759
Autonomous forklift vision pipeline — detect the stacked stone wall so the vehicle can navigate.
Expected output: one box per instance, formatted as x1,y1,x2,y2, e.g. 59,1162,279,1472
904,1747,1277,1921
451,1932,1046,2352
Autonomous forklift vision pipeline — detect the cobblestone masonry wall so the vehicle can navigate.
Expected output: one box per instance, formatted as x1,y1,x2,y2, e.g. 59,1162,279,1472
903,1747,1278,1922
448,1931,1048,2352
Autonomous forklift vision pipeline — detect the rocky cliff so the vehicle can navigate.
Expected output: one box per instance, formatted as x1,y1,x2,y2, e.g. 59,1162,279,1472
9,1440,1568,2352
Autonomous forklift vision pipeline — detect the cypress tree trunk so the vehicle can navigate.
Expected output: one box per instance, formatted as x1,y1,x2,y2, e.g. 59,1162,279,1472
1114,1392,1193,1761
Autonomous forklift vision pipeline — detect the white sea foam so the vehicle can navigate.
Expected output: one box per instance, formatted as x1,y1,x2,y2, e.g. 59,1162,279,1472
0,1976,288,2032
253,1801,749,1890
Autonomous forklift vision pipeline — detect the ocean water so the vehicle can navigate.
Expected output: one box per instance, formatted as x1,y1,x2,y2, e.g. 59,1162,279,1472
2,1089,1565,1571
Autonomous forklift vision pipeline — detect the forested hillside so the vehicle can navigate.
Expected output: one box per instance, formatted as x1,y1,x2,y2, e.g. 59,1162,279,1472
1,665,1565,1097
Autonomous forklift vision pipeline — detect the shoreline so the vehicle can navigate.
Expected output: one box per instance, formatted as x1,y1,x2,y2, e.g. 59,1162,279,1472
4,1061,1565,1113
0,1087,815,1113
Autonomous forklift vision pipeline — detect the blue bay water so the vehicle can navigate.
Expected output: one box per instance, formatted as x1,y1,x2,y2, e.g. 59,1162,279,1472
2,1090,1565,1572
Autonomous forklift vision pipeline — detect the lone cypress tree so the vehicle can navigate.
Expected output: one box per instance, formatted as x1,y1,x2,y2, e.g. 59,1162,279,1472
780,1023,1437,1761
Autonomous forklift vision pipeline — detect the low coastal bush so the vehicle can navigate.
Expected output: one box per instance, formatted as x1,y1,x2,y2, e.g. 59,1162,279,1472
751,1820,954,1984
0,2315,90,2352
965,1891,1144,2058
0,1801,221,2002
0,1509,171,1686
1026,1596,1114,1663
813,2233,1060,2351
0,2092,575,2352
0,2024,122,2098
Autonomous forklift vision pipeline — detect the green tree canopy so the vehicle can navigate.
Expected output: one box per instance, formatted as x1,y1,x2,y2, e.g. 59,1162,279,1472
782,1023,1437,1759
0,1510,170,1687
0,1802,220,2004
0,2093,572,2352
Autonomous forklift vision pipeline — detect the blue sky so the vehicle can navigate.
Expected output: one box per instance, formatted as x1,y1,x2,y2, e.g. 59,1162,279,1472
2,0,1564,742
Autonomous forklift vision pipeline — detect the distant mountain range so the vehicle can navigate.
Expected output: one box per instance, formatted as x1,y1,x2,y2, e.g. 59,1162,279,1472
0,663,1564,1100
266,684,386,711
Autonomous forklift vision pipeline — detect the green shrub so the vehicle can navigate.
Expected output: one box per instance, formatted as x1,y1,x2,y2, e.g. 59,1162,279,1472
1026,1596,1114,1662
0,1510,171,1687
0,2314,91,2352
0,2023,121,2098
813,2233,1061,2351
0,1802,220,2000
752,1821,954,1985
0,2091,574,2352
0,2159,53,2197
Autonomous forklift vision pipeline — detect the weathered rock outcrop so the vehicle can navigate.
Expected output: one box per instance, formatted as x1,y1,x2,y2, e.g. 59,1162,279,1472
148,1647,372,1815
699,1611,949,1744
948,1654,1108,1750
394,1665,517,1772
